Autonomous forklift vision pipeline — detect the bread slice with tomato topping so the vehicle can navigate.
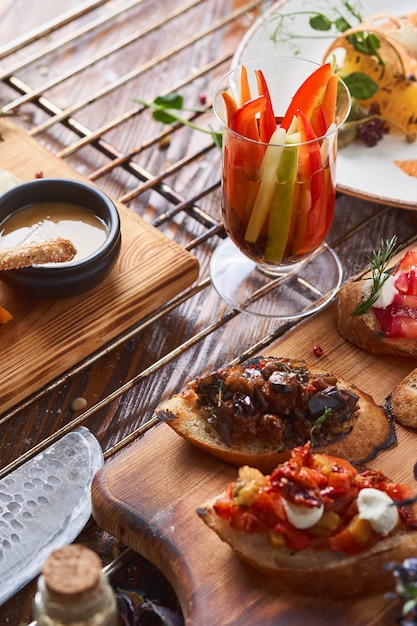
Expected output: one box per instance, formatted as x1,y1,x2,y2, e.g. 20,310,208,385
337,280,417,357
155,356,395,472
197,443,417,597
337,247,417,357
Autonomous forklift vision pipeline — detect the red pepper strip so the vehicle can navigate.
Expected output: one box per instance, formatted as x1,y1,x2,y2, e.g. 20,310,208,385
291,111,327,256
255,69,277,143
222,139,261,226
229,95,266,141
297,110,321,177
239,64,252,105
280,63,332,131
320,73,339,127
223,97,267,225
310,104,328,139
221,91,238,126
304,167,336,253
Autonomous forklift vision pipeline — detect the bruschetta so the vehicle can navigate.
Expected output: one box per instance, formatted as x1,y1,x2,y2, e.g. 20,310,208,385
156,355,395,471
197,443,417,596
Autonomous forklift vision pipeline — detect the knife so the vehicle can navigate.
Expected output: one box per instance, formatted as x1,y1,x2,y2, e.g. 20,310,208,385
0,426,104,605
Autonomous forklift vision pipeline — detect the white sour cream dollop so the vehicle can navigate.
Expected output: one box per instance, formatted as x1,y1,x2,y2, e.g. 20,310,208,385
282,498,324,530
357,487,399,535
361,274,397,309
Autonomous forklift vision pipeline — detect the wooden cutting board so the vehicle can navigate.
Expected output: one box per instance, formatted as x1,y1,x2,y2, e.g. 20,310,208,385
92,299,417,626
0,120,199,414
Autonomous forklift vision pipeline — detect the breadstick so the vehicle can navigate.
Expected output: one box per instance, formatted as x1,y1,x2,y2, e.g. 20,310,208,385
0,238,77,271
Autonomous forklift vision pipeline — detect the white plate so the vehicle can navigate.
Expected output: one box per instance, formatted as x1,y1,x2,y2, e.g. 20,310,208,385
235,0,417,209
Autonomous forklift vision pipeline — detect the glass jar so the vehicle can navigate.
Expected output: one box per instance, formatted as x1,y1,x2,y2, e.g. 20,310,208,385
33,544,118,626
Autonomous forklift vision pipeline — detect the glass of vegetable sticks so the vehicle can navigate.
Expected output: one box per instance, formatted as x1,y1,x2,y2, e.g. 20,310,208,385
210,56,351,318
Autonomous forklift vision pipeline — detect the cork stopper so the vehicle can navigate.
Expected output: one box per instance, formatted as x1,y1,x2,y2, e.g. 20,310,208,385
42,544,102,605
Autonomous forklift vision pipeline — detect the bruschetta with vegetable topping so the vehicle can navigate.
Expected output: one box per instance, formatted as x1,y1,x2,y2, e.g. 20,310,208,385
197,443,417,596
156,355,395,471
337,238,417,357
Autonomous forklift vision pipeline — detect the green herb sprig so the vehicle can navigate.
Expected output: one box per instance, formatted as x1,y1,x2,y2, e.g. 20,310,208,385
310,406,333,444
354,235,399,316
268,1,381,101
134,94,222,148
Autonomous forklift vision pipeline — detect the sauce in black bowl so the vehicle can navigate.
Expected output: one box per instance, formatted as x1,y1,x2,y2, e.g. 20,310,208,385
0,178,121,298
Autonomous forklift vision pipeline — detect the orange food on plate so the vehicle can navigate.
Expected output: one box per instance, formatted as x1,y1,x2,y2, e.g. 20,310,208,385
394,160,417,178
0,305,13,324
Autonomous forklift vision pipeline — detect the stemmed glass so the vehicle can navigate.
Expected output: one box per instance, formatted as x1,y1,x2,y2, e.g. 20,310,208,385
210,57,351,319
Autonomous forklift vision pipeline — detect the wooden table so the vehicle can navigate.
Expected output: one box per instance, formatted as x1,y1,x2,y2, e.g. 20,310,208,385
0,1,417,624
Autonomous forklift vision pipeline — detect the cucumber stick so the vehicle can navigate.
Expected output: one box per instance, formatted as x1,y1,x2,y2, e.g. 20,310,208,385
265,132,300,264
244,127,287,243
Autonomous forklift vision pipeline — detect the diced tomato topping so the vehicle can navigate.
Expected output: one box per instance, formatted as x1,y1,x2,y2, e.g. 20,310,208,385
274,520,311,551
396,249,417,275
213,497,232,519
394,267,417,295
372,249,417,338
211,443,417,557
374,304,417,339
328,527,374,556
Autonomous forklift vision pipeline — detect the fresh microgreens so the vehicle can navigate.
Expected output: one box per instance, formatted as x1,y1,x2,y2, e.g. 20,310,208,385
269,2,360,46
134,94,222,148
268,1,381,101
354,235,399,316
310,407,333,444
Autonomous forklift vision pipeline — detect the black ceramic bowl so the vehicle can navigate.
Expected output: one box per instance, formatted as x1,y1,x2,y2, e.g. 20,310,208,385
0,178,121,298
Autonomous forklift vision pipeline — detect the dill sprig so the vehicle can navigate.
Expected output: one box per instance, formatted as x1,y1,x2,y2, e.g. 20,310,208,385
354,236,399,316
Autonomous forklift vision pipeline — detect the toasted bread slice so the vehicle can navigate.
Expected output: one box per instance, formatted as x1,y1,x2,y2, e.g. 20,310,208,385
197,496,417,597
156,357,395,471
337,280,417,357
386,367,417,427
0,238,76,270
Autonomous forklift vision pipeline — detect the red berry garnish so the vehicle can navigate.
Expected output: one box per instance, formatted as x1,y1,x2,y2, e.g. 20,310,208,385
313,345,324,357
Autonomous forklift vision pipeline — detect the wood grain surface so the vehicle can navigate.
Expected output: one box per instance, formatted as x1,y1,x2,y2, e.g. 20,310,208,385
92,300,417,626
0,119,199,414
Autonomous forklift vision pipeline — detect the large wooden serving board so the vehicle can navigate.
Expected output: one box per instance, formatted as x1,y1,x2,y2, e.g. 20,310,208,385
0,120,199,414
92,298,417,626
